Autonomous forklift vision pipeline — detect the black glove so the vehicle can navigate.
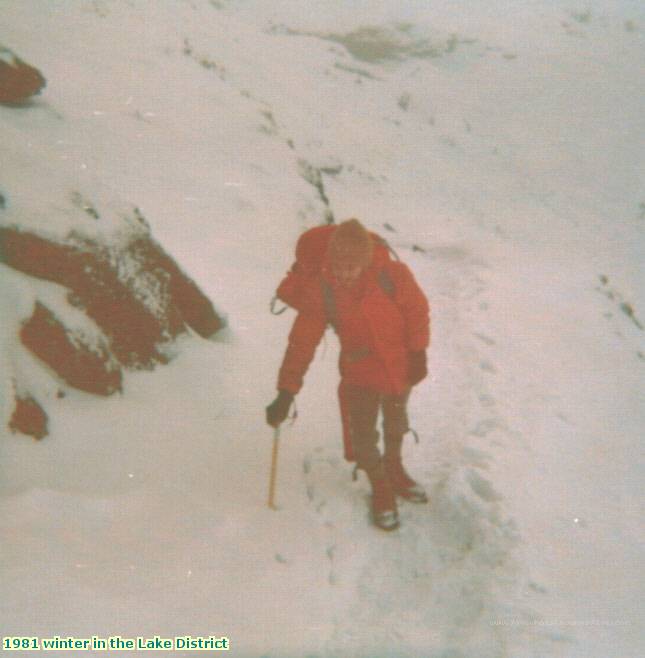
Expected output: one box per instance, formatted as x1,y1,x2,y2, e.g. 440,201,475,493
265,390,294,428
408,350,428,386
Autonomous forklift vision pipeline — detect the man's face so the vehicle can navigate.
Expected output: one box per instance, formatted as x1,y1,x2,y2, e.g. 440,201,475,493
333,260,364,288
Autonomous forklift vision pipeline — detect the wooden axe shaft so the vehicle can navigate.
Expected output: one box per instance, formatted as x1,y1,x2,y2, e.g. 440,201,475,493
267,426,280,509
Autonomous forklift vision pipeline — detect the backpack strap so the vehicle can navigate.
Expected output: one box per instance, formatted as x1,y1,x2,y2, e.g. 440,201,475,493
321,279,337,327
377,268,395,298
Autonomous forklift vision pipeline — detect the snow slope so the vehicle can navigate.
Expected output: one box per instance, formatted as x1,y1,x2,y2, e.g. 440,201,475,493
1,1,643,657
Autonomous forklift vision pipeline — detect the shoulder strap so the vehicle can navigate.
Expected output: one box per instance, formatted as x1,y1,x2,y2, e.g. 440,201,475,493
321,279,337,328
377,268,395,298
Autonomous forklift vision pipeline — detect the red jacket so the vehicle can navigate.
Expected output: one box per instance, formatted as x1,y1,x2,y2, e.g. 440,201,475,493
277,247,430,396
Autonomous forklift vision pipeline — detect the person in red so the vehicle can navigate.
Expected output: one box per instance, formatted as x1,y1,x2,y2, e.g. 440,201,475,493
266,219,430,531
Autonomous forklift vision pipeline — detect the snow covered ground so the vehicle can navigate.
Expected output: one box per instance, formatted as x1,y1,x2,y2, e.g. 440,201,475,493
1,1,643,656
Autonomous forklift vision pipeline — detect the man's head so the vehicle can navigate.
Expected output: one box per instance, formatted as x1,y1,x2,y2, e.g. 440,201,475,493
329,218,373,287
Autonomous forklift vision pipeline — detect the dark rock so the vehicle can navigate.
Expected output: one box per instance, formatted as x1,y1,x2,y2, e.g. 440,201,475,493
9,394,48,439
20,302,122,395
127,236,221,338
1,227,179,367
0,47,46,104
0,227,222,363
1,216,222,438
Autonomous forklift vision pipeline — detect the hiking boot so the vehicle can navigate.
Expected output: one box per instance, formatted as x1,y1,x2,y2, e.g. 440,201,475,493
385,458,428,504
366,465,400,531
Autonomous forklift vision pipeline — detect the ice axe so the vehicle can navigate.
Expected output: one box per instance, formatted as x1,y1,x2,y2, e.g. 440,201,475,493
267,425,281,510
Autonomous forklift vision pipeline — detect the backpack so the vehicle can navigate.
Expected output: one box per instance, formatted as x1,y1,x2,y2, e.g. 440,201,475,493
271,224,397,320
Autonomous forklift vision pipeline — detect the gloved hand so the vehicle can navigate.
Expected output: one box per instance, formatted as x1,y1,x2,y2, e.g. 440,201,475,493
265,390,294,428
408,350,428,386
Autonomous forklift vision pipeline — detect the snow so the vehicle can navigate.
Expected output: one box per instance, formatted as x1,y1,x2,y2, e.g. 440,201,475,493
1,1,643,657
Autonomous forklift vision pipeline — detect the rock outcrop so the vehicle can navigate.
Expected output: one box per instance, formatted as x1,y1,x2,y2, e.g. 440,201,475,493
9,394,48,440
0,47,46,104
20,302,122,396
1,205,222,439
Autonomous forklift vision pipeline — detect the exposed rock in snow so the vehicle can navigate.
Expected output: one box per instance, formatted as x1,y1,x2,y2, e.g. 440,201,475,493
0,46,46,104
1,205,222,438
8,392,47,440
20,301,122,396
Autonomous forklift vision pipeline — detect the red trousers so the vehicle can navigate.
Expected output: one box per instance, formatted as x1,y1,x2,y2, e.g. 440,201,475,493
339,382,410,470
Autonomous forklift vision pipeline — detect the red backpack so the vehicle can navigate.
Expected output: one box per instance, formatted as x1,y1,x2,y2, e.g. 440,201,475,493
271,224,396,317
